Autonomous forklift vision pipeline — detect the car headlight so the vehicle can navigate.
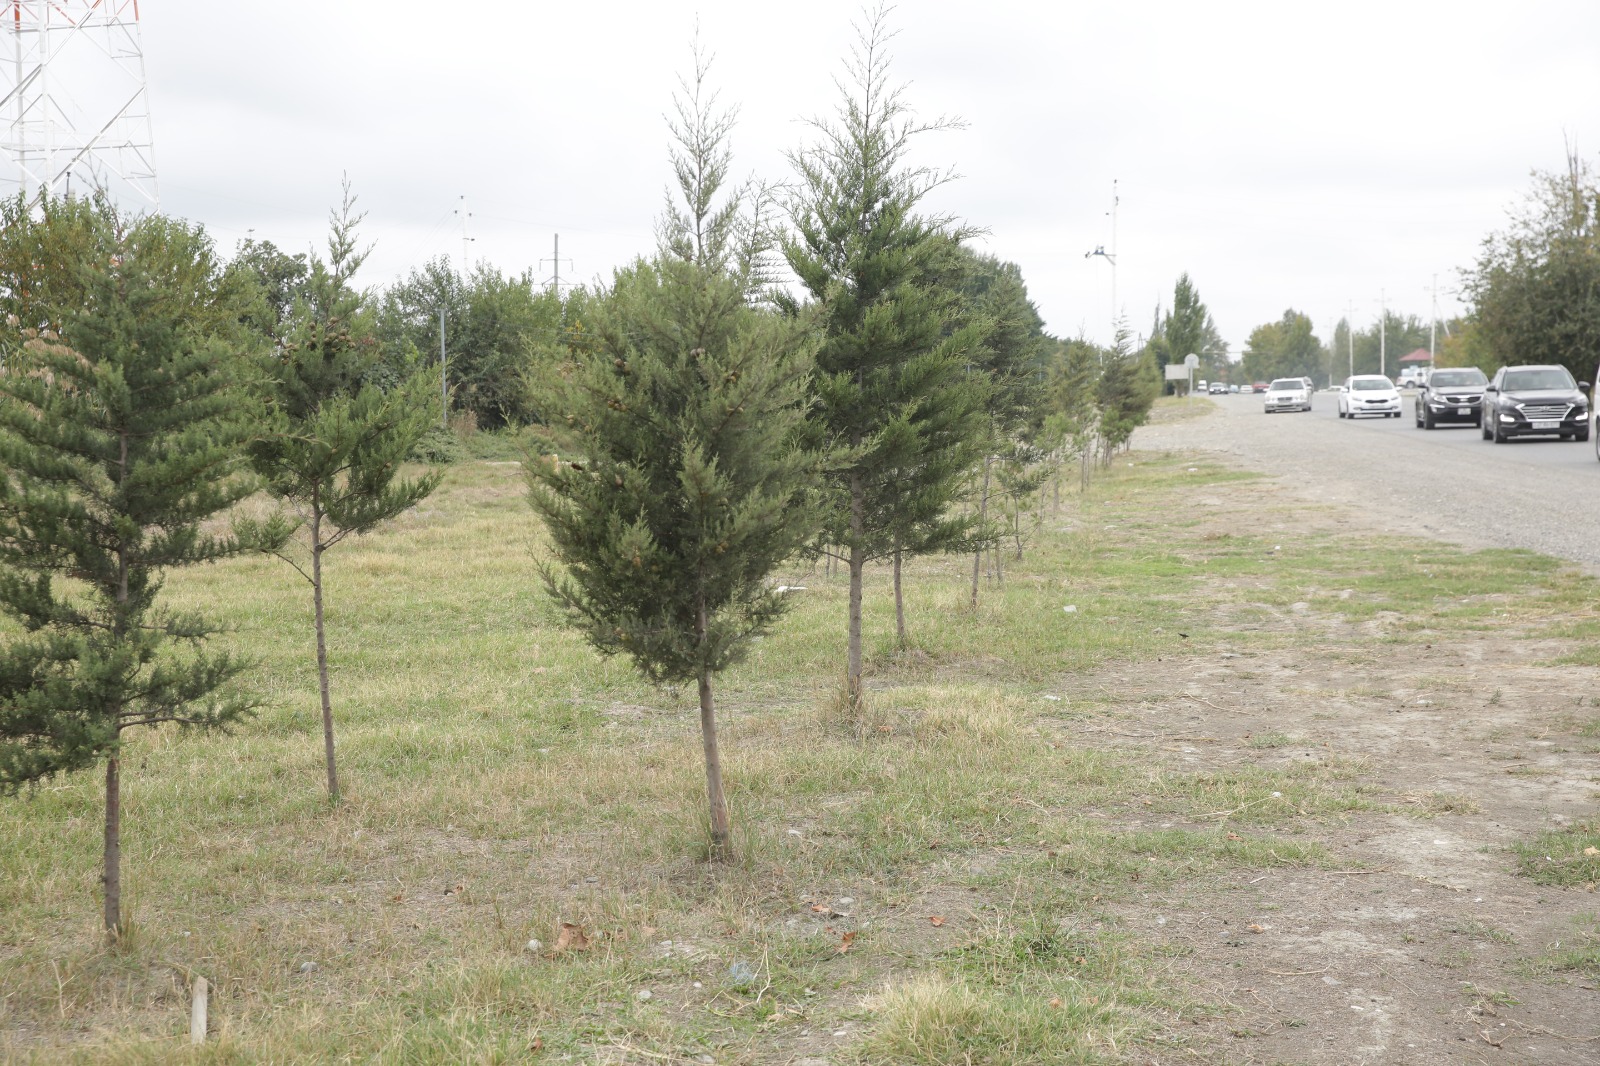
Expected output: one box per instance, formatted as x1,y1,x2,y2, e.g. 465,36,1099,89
1499,412,1517,422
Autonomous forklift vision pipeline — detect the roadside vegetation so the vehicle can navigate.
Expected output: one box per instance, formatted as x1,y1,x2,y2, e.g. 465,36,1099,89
3,438,1598,1060
4,3,1600,1062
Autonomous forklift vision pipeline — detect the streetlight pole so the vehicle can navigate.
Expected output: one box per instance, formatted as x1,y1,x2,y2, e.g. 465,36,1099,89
1428,274,1439,365
1378,288,1388,379
1084,179,1119,343
1343,301,1359,381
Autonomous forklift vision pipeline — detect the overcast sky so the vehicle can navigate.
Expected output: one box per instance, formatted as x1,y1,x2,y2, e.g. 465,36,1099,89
29,0,1600,353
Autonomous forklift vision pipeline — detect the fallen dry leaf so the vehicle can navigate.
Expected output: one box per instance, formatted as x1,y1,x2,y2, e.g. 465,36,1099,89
810,903,829,913
1247,924,1264,934
1048,997,1062,1008
836,930,857,954
552,922,591,953
927,915,946,927
1583,846,1598,856
1226,832,1241,840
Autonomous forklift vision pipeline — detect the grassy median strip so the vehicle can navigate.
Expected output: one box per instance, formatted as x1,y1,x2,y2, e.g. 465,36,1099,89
2,436,1596,1062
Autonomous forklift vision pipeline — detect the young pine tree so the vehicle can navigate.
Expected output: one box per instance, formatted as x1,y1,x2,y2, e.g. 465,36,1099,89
0,209,288,940
784,8,988,694
526,48,817,859
247,188,442,803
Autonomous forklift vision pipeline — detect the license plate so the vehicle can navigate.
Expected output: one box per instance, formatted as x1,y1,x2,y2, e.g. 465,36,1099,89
1457,407,1469,414
1532,420,1559,430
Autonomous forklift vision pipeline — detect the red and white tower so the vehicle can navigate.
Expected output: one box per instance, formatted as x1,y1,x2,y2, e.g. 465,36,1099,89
1,1,158,208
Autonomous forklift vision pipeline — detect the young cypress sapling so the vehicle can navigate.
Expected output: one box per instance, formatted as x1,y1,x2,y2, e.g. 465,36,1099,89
525,42,818,858
784,7,989,699
247,185,442,804
0,207,289,940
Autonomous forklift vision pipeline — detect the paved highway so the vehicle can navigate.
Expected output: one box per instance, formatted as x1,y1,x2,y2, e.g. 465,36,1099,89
1136,390,1600,571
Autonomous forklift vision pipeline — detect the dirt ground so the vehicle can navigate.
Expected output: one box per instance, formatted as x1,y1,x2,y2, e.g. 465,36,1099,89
1061,476,1600,1065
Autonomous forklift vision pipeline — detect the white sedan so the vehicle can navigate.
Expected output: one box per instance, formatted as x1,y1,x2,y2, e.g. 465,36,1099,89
1338,375,1402,418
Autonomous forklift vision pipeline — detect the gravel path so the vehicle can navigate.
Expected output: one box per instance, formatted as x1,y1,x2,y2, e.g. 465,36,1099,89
1136,395,1600,572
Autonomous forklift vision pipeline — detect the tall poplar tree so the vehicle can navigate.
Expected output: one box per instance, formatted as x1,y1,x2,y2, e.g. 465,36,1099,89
247,187,441,804
525,41,818,859
0,208,286,939
784,7,987,699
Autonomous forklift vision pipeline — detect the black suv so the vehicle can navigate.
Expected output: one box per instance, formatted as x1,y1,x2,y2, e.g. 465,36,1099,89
1414,366,1488,429
1480,365,1591,443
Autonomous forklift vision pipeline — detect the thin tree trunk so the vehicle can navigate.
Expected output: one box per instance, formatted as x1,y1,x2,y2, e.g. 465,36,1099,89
103,753,121,938
847,476,865,708
311,506,340,803
695,599,732,860
106,451,128,942
970,455,991,608
893,548,906,647
1079,442,1091,492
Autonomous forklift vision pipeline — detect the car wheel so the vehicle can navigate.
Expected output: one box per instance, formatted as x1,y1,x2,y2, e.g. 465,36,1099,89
1492,418,1507,443
1422,406,1435,430
1481,414,1492,440
1578,429,1591,443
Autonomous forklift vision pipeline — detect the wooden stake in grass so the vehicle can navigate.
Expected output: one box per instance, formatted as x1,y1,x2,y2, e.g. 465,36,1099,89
526,51,818,859
0,205,288,941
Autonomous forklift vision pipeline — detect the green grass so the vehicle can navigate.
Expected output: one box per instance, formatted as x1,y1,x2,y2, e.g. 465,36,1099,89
1511,821,1600,887
2,450,1597,1062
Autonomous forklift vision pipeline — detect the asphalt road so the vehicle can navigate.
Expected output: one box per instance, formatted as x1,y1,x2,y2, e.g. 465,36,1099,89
1136,390,1600,571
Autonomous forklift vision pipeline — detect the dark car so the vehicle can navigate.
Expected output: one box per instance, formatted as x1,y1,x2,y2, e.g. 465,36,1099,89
1480,365,1591,443
1414,366,1488,429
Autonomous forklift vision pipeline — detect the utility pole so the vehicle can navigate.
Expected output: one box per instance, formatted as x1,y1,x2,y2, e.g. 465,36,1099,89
438,308,447,430
1083,178,1119,343
1428,274,1439,365
1343,301,1359,381
455,195,474,276
1378,288,1388,378
541,234,573,294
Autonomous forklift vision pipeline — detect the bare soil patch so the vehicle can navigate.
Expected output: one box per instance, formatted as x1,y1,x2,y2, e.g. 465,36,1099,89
1059,451,1600,1064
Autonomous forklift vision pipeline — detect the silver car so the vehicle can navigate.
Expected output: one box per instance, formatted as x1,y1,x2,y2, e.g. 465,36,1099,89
1263,378,1312,413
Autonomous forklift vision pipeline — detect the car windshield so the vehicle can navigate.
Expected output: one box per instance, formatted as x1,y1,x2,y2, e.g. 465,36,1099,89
1429,369,1486,387
1502,368,1575,391
1350,377,1393,391
1268,379,1302,390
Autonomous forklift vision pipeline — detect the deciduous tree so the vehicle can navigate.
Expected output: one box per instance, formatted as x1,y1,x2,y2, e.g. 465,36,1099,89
1463,150,1600,379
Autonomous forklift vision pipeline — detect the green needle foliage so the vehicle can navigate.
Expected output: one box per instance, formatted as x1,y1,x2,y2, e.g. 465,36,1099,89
0,206,288,940
525,258,817,858
784,7,989,698
526,41,818,860
246,186,442,804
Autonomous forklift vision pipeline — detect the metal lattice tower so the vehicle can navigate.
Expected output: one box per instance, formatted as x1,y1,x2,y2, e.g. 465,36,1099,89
1,0,158,208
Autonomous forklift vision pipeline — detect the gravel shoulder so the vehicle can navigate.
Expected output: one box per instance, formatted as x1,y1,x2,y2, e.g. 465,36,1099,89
1105,403,1600,1064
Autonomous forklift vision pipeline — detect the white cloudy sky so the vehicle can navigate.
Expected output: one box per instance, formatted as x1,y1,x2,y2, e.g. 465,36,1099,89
55,1,1600,351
